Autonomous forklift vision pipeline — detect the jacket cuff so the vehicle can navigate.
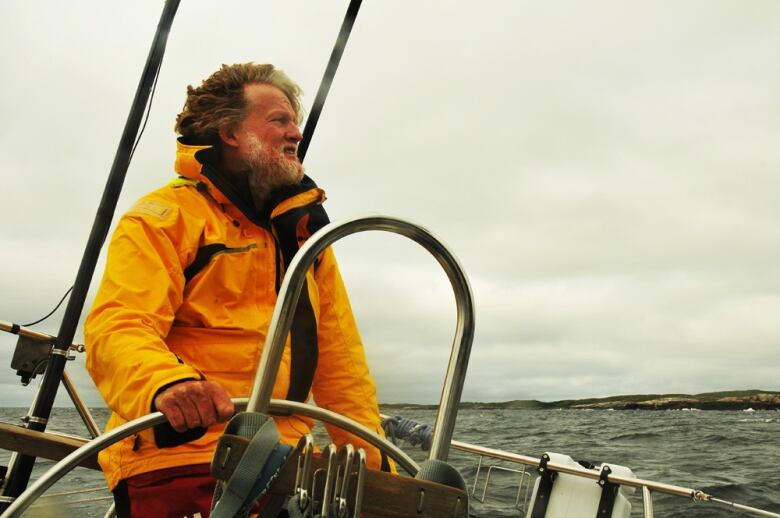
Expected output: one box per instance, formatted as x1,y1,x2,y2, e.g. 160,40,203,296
153,422,208,448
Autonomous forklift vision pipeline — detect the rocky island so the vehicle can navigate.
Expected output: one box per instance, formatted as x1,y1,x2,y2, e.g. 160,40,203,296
383,390,780,411
565,390,780,410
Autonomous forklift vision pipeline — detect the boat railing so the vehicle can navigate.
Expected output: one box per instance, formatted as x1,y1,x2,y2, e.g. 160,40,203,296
450,438,780,518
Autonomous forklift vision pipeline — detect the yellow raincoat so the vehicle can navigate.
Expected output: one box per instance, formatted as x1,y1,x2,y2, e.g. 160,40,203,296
85,141,387,490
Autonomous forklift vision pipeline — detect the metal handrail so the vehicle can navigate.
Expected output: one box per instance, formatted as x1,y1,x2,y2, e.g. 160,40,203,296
247,214,475,462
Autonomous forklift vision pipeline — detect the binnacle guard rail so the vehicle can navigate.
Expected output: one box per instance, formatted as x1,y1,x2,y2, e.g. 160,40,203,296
245,215,476,465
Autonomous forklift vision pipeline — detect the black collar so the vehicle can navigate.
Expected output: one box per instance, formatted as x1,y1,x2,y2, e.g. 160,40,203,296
190,141,320,227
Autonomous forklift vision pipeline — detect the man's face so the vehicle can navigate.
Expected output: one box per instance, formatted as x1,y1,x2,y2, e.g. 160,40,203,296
235,83,304,190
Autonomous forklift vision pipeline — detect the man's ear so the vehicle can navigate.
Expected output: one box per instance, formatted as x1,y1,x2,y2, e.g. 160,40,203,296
218,124,240,148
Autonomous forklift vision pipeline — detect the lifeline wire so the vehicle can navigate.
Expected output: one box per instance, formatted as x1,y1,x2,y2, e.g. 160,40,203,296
710,498,780,518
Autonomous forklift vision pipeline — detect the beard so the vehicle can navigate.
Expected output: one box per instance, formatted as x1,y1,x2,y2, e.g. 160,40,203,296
242,134,304,210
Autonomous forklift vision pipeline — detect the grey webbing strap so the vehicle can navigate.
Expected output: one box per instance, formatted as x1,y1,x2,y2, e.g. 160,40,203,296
210,412,283,518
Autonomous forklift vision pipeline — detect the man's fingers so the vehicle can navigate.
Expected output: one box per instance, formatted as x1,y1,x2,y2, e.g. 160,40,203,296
204,381,235,422
189,386,217,426
178,397,204,430
155,397,187,432
154,380,235,432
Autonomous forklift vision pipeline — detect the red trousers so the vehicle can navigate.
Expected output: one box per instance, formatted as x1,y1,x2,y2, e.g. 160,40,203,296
113,464,216,518
113,463,284,517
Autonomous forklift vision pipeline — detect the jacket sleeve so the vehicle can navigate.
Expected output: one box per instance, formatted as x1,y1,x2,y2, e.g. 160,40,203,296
310,248,393,472
85,200,203,423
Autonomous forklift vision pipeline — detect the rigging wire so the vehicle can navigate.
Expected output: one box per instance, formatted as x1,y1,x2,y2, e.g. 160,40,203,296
129,60,163,162
21,286,73,327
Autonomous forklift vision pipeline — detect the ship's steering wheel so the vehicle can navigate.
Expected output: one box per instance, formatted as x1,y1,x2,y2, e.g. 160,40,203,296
0,399,419,517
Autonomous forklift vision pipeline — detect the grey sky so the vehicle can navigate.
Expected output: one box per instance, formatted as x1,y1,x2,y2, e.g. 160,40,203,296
0,1,778,407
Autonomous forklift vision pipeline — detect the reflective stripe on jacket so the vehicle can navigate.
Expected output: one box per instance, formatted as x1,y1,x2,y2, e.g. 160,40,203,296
85,140,386,490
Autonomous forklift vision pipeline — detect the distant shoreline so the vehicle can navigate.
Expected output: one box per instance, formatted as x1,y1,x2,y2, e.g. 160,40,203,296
4,389,779,411
380,389,780,411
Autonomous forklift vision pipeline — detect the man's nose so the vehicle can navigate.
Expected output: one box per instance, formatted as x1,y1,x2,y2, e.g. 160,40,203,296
286,124,303,142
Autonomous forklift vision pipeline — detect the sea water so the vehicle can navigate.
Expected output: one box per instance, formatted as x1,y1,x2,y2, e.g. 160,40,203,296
0,407,778,517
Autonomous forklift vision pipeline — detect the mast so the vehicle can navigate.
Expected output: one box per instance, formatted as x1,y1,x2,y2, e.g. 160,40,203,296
0,0,180,508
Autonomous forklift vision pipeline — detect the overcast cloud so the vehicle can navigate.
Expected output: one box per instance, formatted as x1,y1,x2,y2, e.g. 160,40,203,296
1,1,778,407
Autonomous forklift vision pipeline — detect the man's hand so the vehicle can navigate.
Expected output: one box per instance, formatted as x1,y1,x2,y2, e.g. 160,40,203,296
153,380,235,433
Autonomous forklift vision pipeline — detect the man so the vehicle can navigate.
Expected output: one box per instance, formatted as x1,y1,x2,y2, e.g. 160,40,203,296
85,63,389,517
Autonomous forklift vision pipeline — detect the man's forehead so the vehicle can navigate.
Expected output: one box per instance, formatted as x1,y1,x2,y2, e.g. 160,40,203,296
244,83,293,112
